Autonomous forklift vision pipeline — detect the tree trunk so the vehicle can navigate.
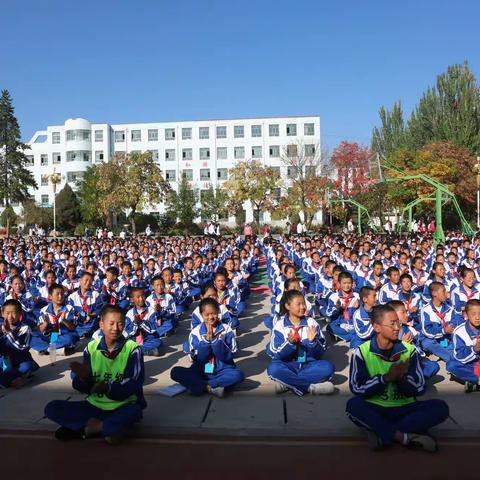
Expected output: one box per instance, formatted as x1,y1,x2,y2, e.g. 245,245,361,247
6,215,10,238
254,206,261,235
130,207,136,235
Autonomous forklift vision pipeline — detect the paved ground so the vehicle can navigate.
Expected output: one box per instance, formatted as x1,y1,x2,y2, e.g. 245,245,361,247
0,287,477,440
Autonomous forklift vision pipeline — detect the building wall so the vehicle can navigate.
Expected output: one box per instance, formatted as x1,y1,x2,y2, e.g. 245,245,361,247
23,115,321,224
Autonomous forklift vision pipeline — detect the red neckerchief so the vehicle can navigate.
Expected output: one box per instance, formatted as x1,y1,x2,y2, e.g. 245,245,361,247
291,325,302,343
341,292,353,320
80,291,90,314
464,286,476,301
432,306,447,329
403,293,413,312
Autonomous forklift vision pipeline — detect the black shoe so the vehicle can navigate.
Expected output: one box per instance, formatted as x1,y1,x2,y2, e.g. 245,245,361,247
54,427,85,441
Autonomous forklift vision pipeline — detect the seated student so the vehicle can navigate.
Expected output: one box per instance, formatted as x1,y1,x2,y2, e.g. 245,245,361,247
68,272,103,338
62,265,79,298
191,285,234,330
44,305,146,444
354,254,372,290
398,274,421,327
101,267,129,310
171,268,192,314
125,287,162,356
146,276,177,337
447,299,480,393
32,284,79,354
5,275,36,327
326,272,360,343
388,300,439,380
351,286,376,349
0,299,39,388
171,298,244,398
314,260,335,316
265,278,313,331
420,282,456,362
212,270,240,331
346,304,449,451
364,260,386,293
33,269,57,310
378,267,401,304
183,256,202,299
450,267,480,325
267,290,335,396
422,262,451,304
410,257,428,294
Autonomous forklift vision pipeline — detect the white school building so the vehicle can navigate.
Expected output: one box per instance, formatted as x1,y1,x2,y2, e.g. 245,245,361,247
23,115,321,225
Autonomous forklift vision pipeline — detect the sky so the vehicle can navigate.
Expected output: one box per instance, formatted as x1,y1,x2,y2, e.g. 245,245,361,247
1,0,479,150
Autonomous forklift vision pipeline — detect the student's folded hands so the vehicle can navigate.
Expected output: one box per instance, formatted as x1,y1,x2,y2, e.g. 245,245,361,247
70,361,91,380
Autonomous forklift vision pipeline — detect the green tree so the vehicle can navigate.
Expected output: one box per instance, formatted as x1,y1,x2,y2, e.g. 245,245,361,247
95,152,169,234
0,206,18,230
279,140,329,228
166,175,199,229
223,159,279,233
408,62,480,154
372,62,480,158
55,184,81,233
0,90,37,236
22,200,53,231
371,102,409,159
78,166,104,227
200,186,229,221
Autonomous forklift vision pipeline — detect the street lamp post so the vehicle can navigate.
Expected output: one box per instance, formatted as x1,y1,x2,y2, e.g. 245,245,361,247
48,168,63,238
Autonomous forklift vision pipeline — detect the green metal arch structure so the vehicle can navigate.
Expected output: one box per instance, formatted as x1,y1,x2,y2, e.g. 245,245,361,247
332,199,379,235
377,162,474,244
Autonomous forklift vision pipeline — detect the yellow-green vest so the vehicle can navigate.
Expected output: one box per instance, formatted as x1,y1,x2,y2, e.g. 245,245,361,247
86,338,139,411
359,340,416,408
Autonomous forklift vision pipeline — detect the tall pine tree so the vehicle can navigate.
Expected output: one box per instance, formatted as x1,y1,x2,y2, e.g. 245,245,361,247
0,90,37,235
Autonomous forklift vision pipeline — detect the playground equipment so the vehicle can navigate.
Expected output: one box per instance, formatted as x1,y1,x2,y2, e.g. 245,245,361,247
331,199,379,235
368,154,475,244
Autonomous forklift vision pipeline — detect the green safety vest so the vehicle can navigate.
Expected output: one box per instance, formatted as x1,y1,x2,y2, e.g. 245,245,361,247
86,338,139,411
359,340,416,408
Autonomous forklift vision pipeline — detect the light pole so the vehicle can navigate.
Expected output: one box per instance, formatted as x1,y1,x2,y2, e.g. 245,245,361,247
476,157,480,230
48,168,63,238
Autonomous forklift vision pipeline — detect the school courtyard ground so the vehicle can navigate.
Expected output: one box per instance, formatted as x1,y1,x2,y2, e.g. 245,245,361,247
2,280,480,479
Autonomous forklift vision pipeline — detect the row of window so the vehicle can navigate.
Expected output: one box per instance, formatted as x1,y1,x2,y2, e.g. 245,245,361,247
31,144,315,167
52,123,316,144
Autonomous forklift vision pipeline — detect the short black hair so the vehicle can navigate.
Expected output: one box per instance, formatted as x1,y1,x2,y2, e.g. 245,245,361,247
2,299,22,314
100,304,125,321
371,304,396,325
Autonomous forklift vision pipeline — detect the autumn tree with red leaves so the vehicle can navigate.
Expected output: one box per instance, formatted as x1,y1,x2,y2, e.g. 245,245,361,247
331,141,375,198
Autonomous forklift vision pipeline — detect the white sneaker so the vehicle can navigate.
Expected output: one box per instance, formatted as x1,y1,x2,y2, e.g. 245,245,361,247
308,381,335,395
207,385,225,398
407,433,438,452
275,382,289,394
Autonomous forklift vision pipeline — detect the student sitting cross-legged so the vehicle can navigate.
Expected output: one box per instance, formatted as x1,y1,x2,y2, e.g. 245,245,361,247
267,289,335,396
447,299,480,393
0,299,39,388
171,298,244,398
346,304,449,452
44,305,146,445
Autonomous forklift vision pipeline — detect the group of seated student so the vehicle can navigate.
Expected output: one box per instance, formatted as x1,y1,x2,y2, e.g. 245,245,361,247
263,231,480,450
0,233,258,442
3,230,480,450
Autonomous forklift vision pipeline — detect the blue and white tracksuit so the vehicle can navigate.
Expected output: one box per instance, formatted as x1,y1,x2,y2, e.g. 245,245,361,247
420,302,456,362
0,322,39,386
125,306,162,354
171,322,244,395
446,322,480,383
346,337,449,446
267,315,334,396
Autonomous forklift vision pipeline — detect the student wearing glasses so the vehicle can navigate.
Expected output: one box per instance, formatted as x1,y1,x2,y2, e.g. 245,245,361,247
346,304,449,452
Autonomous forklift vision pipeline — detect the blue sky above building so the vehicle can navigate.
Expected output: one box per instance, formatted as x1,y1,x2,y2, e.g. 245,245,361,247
2,0,479,149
